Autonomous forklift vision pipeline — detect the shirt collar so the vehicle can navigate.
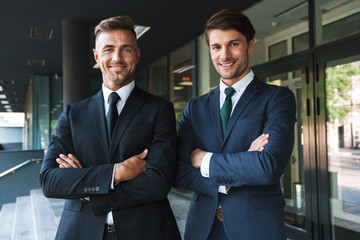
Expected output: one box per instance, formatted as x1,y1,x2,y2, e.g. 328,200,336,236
219,70,254,94
102,81,135,104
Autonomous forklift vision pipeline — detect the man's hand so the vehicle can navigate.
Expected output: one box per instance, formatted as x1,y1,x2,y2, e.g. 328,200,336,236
248,133,269,152
190,149,207,169
56,153,89,201
114,149,148,184
57,153,83,168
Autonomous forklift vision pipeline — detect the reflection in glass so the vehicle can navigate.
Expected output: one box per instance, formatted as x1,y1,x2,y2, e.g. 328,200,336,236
169,40,196,127
326,57,360,239
267,70,305,230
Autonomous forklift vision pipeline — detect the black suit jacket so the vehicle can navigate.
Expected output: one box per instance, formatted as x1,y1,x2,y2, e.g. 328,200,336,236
40,86,181,240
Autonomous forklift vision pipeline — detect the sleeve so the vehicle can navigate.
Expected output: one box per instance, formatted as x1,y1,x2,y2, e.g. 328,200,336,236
39,105,114,200
209,87,297,187
172,99,218,196
90,101,178,216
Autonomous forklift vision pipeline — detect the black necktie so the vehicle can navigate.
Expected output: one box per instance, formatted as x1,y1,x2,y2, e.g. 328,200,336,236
106,92,120,140
220,87,236,134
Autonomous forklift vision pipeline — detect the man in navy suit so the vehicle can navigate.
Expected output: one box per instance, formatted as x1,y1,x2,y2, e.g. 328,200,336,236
173,8,296,240
40,16,181,240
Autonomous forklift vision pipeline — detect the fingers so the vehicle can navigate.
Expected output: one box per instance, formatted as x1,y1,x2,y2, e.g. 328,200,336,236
136,149,148,160
248,133,270,152
56,153,83,168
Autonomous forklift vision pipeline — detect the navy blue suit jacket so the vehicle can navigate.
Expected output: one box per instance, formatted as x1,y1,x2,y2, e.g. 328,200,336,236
40,86,181,240
174,77,296,240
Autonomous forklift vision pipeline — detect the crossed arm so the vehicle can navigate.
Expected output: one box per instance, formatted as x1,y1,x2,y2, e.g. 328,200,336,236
56,149,147,183
190,133,269,168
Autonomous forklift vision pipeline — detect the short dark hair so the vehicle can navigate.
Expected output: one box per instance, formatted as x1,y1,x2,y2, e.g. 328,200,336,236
94,16,137,40
205,8,255,45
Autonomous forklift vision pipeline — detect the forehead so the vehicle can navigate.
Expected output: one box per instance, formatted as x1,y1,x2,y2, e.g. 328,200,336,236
208,29,246,45
96,29,137,48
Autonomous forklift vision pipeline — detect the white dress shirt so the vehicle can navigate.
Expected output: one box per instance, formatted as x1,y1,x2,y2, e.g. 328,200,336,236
200,70,254,194
102,81,135,224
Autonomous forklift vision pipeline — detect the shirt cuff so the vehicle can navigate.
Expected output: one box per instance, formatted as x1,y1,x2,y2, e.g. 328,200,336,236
219,186,230,194
200,152,212,177
110,164,116,189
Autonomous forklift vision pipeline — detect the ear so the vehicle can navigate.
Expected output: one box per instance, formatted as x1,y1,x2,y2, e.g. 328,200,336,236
247,38,254,55
136,47,141,64
93,49,99,63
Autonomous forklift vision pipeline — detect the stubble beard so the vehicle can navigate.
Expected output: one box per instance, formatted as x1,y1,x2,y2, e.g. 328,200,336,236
221,53,249,81
107,69,133,86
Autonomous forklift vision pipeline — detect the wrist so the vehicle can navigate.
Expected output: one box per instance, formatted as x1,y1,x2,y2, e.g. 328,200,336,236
114,163,124,183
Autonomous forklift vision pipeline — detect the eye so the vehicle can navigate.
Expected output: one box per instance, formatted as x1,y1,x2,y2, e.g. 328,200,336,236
104,48,113,53
211,45,220,51
231,42,239,47
122,48,132,53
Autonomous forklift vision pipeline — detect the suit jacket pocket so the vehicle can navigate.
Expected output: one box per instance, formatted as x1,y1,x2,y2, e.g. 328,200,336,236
250,194,285,209
64,199,83,212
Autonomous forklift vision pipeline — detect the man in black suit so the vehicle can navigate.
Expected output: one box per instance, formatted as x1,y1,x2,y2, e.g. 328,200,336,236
40,16,181,240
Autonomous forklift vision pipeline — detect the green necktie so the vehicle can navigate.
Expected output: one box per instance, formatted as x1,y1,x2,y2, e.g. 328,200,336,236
220,87,236,134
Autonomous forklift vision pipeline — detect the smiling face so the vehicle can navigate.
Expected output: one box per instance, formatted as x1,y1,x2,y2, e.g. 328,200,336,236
208,29,254,86
93,29,140,91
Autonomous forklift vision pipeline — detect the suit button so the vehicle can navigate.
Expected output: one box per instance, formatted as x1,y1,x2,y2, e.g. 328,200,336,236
87,187,92,192
84,188,88,192
91,187,96,192
96,187,100,192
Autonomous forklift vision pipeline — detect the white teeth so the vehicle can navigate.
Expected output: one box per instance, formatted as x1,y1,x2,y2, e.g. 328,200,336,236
222,63,233,67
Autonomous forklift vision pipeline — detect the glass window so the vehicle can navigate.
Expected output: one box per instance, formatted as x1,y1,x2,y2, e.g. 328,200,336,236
315,0,360,45
148,56,169,100
197,35,219,96
243,0,309,65
269,40,288,61
293,32,309,53
169,40,196,127
50,76,62,135
325,56,360,239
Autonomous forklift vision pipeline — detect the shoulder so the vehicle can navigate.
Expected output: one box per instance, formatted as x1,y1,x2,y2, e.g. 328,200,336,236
252,77,294,98
188,87,218,106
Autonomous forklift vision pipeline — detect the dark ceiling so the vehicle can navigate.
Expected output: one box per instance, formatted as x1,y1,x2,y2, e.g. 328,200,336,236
0,0,257,112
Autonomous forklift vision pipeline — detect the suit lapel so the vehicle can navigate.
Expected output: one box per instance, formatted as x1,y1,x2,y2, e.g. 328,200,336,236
209,87,223,144
89,90,109,154
108,86,146,162
223,77,262,143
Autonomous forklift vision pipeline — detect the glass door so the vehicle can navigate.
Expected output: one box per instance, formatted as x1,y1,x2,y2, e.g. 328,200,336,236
254,56,315,239
320,55,360,240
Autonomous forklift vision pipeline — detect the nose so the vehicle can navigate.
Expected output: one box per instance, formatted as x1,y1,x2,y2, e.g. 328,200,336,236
220,46,231,61
112,49,123,62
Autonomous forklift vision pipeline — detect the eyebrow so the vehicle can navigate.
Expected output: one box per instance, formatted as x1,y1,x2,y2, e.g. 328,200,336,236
102,44,136,49
210,39,242,47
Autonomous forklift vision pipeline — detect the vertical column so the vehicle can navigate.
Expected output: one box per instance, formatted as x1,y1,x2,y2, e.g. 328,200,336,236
62,19,90,107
